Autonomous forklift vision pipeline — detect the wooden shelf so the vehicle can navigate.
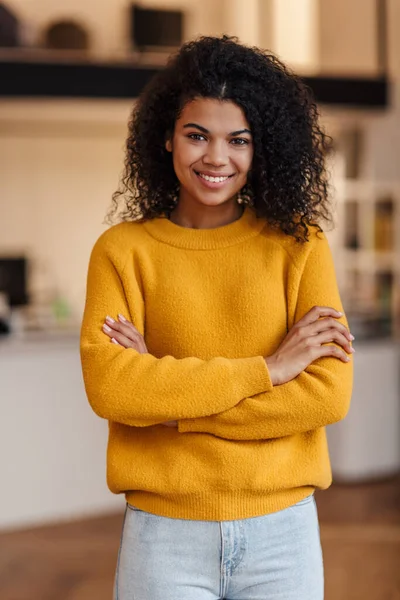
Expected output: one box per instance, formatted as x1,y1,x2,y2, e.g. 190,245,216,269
0,55,389,106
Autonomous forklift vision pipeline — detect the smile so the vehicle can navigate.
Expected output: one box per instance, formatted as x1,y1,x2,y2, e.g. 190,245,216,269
195,171,235,187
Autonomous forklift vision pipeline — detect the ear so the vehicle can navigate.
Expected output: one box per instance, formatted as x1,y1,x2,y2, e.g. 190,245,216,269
165,138,172,152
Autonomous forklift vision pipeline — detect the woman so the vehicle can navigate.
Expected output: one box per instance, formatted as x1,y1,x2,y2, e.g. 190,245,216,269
80,35,354,600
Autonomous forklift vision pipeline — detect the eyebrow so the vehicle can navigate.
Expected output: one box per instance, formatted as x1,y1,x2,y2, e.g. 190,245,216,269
183,123,252,136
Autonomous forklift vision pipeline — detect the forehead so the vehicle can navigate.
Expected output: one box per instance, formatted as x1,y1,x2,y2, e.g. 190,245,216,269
176,98,250,131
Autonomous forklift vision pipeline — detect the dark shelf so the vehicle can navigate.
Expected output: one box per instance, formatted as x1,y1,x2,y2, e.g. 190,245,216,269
302,74,388,107
0,58,389,107
0,58,161,99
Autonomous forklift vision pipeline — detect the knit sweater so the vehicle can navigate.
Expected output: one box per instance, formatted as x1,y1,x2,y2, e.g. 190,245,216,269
80,206,353,520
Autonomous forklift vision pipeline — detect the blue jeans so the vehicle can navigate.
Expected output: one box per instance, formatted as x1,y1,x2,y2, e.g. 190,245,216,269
114,494,324,599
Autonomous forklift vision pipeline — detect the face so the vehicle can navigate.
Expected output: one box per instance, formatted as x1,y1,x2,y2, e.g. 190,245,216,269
166,98,253,210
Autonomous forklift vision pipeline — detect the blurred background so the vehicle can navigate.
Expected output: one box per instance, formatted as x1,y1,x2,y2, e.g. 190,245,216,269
0,1,399,599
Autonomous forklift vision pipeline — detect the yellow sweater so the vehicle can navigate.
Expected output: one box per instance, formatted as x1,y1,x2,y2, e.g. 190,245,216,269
80,207,353,521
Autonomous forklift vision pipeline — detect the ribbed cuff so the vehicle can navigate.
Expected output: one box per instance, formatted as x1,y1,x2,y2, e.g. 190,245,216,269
235,355,273,399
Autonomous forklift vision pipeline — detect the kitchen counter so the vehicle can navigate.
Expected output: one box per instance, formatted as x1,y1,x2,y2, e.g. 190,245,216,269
0,329,80,353
0,328,123,532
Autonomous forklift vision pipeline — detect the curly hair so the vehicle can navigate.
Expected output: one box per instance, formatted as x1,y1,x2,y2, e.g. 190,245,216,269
107,35,332,242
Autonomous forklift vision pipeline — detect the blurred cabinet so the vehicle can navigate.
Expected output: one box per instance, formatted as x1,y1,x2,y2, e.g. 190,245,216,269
333,179,400,340
327,340,400,481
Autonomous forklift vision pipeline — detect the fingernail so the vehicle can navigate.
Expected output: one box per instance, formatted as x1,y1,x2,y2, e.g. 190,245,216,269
103,324,112,333
111,338,119,345
350,347,355,353
106,315,115,324
118,314,127,322
337,311,343,316
349,334,355,340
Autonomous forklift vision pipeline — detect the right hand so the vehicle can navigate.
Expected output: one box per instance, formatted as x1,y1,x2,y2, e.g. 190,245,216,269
102,314,176,428
265,306,354,386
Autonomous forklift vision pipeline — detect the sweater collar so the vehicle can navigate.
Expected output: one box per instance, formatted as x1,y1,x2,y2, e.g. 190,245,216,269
142,207,266,250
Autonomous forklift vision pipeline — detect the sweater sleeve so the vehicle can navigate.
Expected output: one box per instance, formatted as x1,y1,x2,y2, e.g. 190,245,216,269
178,233,353,440
80,234,271,427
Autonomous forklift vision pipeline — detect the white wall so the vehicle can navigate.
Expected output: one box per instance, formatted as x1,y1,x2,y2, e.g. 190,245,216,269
319,0,379,76
387,0,400,79
271,0,320,74
0,100,132,318
222,0,260,46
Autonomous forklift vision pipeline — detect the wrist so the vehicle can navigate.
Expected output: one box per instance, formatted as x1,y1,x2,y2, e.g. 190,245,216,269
264,355,280,386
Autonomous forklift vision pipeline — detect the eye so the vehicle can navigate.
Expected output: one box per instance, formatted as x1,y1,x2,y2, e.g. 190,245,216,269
188,133,207,142
231,138,250,146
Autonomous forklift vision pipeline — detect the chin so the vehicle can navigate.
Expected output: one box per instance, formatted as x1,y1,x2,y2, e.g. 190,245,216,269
195,196,237,208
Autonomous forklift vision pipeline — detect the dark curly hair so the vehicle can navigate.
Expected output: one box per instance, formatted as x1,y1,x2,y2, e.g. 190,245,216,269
107,35,332,242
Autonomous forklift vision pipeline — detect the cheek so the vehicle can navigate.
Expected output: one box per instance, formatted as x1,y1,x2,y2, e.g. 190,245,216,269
235,149,253,176
172,143,200,175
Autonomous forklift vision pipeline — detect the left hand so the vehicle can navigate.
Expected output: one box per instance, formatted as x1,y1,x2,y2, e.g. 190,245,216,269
102,314,177,428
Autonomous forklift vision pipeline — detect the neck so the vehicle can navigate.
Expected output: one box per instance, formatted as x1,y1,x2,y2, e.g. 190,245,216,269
168,200,244,230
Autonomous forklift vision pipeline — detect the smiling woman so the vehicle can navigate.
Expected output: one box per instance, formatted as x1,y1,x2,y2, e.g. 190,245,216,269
81,35,353,600
107,35,332,241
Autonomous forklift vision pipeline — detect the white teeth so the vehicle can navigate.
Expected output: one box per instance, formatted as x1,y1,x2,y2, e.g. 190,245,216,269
198,173,230,183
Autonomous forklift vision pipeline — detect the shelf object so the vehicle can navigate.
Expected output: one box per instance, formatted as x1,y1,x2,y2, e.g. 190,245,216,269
0,55,389,106
0,4,18,48
43,20,90,51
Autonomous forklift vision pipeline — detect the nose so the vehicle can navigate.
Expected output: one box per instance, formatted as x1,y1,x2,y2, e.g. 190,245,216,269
203,140,229,167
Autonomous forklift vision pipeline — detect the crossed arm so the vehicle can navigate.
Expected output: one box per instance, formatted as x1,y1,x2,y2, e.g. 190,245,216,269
85,234,353,440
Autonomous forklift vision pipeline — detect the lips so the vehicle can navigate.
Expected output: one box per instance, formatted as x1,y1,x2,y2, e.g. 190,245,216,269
194,170,236,189
196,171,235,181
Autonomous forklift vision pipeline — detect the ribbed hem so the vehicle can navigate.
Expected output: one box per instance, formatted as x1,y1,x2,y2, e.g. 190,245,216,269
125,487,317,521
142,207,266,250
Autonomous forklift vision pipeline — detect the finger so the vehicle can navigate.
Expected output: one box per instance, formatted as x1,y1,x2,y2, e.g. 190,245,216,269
312,329,355,354
117,313,130,324
103,321,134,342
118,314,142,335
117,315,145,340
116,316,147,352
306,317,354,341
102,322,116,338
298,306,343,327
109,330,142,350
104,316,140,341
102,321,138,347
317,344,352,363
